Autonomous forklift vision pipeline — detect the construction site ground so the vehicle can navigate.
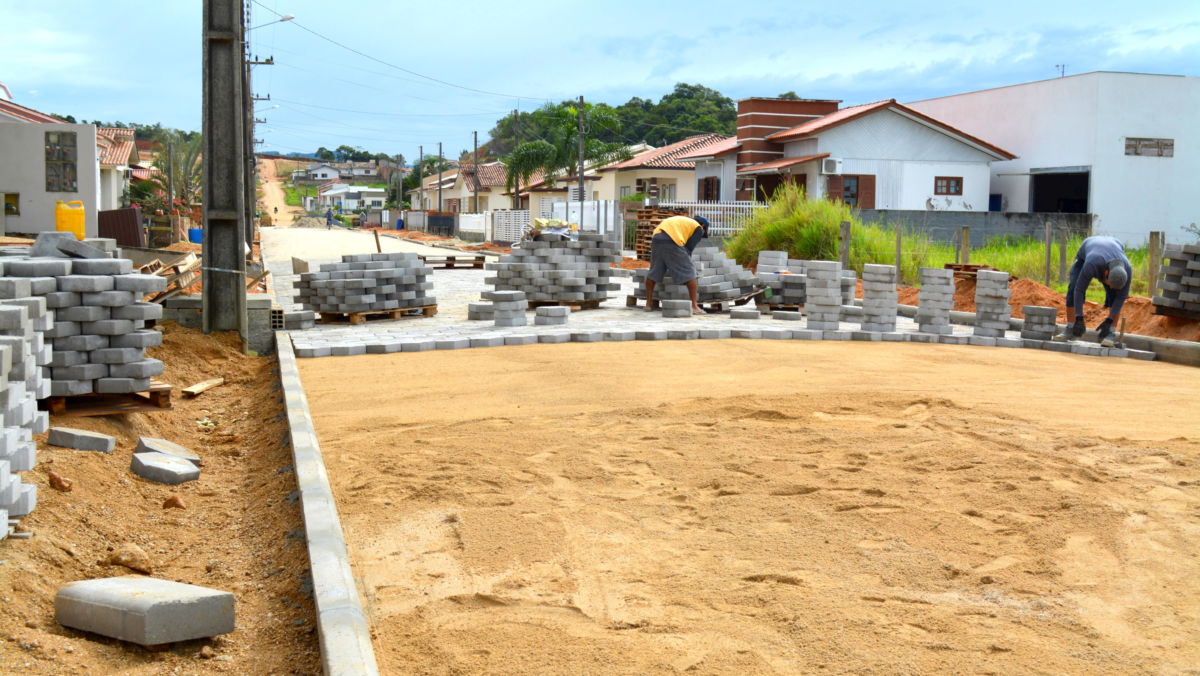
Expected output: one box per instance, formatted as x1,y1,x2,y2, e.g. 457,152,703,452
299,342,1199,674
0,324,319,674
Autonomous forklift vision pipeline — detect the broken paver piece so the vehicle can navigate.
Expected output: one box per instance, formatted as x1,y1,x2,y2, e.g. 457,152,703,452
130,452,200,485
55,577,235,646
48,427,116,453
135,437,202,467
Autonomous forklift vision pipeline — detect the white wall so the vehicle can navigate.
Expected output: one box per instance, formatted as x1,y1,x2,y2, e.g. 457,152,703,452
693,158,737,201
0,123,99,235
909,72,1200,243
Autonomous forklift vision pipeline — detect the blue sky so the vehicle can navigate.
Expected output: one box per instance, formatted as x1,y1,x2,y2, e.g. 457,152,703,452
2,0,1196,161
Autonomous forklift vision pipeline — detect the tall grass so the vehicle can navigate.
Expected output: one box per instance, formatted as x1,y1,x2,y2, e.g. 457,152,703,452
725,184,1150,301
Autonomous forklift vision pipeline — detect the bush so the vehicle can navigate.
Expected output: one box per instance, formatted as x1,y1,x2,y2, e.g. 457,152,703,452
725,184,950,284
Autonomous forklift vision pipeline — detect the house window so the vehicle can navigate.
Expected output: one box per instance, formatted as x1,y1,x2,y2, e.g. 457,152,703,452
842,176,859,206
699,176,720,201
619,186,632,199
1125,137,1174,157
934,176,963,195
45,131,78,192
660,183,676,202
3,194,17,216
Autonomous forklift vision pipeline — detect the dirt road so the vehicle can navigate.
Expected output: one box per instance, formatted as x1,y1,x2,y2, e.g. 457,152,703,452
301,341,1200,675
258,158,306,225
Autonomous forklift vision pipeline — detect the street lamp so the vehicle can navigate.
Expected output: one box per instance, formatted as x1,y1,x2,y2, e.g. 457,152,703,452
249,14,293,31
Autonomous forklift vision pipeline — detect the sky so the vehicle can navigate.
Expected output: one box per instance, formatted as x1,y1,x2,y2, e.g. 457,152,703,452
1,0,1197,162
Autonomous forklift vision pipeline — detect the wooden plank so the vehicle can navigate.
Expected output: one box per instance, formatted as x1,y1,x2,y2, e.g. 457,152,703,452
182,378,224,397
317,304,439,325
246,270,269,290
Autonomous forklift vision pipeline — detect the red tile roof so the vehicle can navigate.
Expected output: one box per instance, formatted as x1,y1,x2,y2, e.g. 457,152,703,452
460,162,508,191
0,98,63,123
767,99,1016,160
98,127,135,142
130,166,156,181
737,153,830,175
100,140,137,167
601,134,731,171
676,136,740,161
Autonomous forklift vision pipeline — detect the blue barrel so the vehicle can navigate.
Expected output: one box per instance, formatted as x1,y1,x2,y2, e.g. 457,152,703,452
187,228,203,244
394,218,405,230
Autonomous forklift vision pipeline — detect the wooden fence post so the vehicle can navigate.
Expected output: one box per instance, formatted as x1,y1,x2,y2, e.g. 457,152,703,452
1058,228,1067,283
373,229,382,253
894,228,902,280
1147,230,1163,297
959,226,970,265
1043,222,1053,286
838,221,851,267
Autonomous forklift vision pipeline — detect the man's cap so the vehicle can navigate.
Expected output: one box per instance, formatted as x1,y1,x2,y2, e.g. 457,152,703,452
1107,259,1128,289
693,215,710,236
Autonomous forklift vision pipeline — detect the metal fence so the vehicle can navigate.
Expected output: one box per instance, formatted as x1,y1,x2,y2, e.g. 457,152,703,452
656,200,765,238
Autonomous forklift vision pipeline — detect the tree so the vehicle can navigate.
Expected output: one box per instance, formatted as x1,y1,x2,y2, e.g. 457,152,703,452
778,91,800,100
314,147,335,161
504,101,631,197
334,145,357,162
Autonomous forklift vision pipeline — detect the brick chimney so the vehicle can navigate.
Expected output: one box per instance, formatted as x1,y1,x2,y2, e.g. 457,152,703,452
735,97,840,172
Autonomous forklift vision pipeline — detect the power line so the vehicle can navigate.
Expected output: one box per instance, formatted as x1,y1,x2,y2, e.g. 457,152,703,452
272,97,507,118
251,0,551,102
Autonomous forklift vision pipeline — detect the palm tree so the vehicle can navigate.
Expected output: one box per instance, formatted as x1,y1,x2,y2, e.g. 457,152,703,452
504,101,631,202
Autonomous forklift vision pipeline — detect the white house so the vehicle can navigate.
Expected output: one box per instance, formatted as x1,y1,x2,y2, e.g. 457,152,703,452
305,163,340,181
677,97,1014,210
317,183,386,211
907,71,1199,243
96,127,138,211
0,95,101,237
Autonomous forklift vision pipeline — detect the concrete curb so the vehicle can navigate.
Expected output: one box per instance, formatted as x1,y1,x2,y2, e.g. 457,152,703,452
276,332,379,676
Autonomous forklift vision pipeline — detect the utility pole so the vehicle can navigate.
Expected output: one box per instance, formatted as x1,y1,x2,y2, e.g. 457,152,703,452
416,145,423,210
472,130,479,213
437,142,443,213
577,96,586,231
202,0,248,341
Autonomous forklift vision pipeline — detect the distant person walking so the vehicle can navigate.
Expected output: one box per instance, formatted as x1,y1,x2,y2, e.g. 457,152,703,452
644,215,709,314
1055,235,1131,345
325,208,334,229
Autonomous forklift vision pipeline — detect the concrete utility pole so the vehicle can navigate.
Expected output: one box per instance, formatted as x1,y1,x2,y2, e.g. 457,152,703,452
577,96,586,229
201,0,249,339
416,145,423,210
472,130,479,213
437,142,443,212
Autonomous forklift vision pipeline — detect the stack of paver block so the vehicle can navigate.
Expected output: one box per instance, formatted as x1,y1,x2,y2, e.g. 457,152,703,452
756,251,807,306
841,270,858,306
293,252,435,315
282,310,316,330
485,233,620,303
1153,243,1200,319
972,270,1012,338
633,244,758,305
859,264,898,332
0,239,167,397
803,260,842,331
1020,306,1058,340
660,299,694,318
916,268,955,335
534,306,569,326
486,290,527,327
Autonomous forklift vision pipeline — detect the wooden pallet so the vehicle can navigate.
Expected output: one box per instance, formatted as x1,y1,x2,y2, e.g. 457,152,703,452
1153,304,1200,321
528,298,608,312
41,381,173,417
419,255,486,269
627,288,763,313
942,263,1012,281
317,304,438,325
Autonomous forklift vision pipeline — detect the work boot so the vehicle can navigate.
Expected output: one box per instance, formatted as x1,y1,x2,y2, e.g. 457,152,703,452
1051,325,1074,342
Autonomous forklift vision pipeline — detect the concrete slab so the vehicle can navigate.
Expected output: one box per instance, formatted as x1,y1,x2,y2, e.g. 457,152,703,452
135,437,202,467
48,427,115,453
130,452,201,485
55,576,234,645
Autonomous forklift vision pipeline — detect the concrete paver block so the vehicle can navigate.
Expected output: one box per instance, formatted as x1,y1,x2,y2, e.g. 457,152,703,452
131,452,201,485
55,576,234,645
49,427,116,453
135,437,202,467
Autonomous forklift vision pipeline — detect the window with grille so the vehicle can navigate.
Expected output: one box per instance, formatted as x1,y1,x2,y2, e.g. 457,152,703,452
934,176,963,195
45,131,78,192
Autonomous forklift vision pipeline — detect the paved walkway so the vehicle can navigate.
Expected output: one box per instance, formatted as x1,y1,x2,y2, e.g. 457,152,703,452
260,226,1150,362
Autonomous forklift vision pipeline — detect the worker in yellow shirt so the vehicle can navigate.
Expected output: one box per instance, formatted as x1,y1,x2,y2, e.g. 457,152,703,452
645,215,709,314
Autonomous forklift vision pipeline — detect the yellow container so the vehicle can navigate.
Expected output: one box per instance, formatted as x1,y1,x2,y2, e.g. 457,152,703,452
55,200,86,240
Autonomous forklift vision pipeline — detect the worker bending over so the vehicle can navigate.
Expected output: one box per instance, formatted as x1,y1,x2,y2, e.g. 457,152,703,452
1056,235,1131,345
645,215,709,314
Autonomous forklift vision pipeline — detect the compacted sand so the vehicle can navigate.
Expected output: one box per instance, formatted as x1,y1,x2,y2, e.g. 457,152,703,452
299,341,1200,675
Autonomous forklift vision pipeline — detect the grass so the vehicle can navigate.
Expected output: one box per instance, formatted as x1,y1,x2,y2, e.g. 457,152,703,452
725,184,1148,304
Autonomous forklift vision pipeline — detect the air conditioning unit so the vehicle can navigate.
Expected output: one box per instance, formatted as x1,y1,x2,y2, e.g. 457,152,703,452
820,158,843,175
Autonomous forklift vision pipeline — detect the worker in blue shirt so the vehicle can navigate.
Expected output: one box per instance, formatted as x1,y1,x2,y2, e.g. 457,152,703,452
1055,235,1131,344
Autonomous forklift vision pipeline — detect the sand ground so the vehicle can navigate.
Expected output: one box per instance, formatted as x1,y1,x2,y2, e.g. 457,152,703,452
300,341,1200,675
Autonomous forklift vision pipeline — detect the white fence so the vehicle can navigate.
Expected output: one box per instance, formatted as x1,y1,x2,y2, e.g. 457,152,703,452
550,200,624,247
402,210,428,232
457,212,487,235
656,200,765,238
492,210,530,243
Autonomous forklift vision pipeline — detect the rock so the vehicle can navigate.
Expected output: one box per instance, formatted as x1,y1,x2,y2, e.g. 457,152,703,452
162,495,186,510
48,472,73,492
199,645,214,659
107,543,153,574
